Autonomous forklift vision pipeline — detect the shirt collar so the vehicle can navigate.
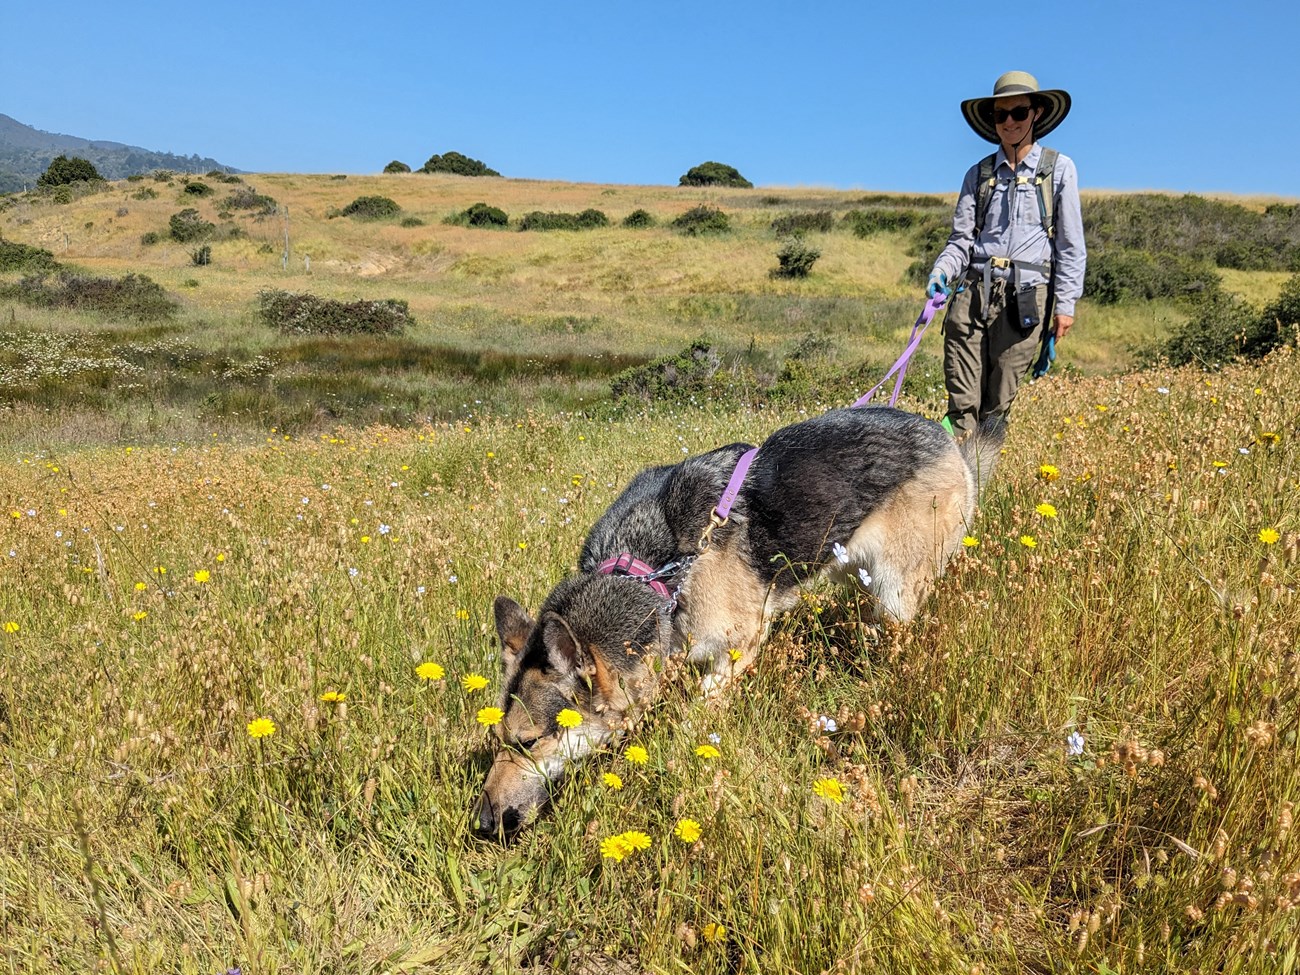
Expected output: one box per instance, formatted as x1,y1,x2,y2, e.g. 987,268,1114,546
995,142,1041,174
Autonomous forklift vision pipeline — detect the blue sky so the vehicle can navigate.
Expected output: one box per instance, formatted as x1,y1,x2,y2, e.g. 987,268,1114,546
3,0,1296,195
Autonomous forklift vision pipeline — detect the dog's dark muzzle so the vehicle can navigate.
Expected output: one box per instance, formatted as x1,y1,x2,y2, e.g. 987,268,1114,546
471,792,530,842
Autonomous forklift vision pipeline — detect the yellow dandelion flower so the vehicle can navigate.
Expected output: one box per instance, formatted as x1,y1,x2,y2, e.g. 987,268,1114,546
624,745,648,765
812,777,845,803
247,718,276,739
134,581,147,591
600,835,632,861
1038,464,1061,481
1020,535,1038,549
3,621,20,634
1035,502,1058,519
674,818,702,843
556,708,583,729
702,923,727,944
962,535,979,548
1259,527,1281,545
603,772,624,790
727,648,742,662
462,673,489,692
1212,460,1229,469
622,830,651,851
486,451,495,458
154,565,167,575
193,569,211,583
320,690,346,703
416,662,445,681
216,552,226,562
1095,404,1109,412
132,611,148,622
1259,431,1281,445
455,609,470,621
360,536,371,544
695,744,721,760
517,541,528,551
476,707,504,727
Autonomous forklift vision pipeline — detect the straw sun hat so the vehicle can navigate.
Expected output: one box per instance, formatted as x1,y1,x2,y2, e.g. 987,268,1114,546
961,70,1071,144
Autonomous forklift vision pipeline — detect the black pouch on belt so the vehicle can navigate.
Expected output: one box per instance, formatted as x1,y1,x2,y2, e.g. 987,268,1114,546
1013,268,1042,333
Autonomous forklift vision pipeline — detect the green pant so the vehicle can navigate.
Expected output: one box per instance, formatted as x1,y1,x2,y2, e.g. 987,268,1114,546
943,280,1049,438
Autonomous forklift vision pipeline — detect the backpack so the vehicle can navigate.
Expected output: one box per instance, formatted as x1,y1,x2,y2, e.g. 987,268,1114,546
974,146,1059,239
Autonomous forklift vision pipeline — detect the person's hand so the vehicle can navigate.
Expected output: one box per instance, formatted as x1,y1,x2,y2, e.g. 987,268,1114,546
1053,313,1074,340
926,270,950,299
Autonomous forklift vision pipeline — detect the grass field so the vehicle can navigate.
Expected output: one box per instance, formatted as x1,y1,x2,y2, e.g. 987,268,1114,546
2,174,1299,973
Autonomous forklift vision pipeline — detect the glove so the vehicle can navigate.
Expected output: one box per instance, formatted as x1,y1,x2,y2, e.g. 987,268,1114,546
926,270,950,299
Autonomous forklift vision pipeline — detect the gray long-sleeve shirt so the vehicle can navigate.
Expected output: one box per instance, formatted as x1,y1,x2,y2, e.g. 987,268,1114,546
932,143,1086,316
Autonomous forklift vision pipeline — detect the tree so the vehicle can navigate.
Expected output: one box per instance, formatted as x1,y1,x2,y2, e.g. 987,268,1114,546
383,160,411,174
420,151,500,177
38,155,103,187
678,161,752,188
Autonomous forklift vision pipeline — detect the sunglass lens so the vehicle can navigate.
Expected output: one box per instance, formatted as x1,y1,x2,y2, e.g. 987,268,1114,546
993,106,1032,124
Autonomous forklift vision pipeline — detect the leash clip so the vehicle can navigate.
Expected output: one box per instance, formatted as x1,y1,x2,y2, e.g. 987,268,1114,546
699,510,726,551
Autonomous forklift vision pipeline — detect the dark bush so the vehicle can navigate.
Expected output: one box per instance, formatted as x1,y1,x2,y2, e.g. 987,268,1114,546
207,170,243,183
182,181,214,197
678,162,752,188
1148,292,1263,368
1083,249,1221,305
843,208,935,236
623,209,655,228
140,231,162,246
0,272,177,320
37,155,103,187
224,187,278,215
341,195,402,219
169,208,216,243
191,245,212,266
383,160,412,174
399,216,425,228
772,236,821,278
257,289,413,335
518,209,609,231
771,211,833,235
0,239,61,274
452,202,509,228
420,151,500,177
131,187,158,201
610,340,721,401
671,205,730,236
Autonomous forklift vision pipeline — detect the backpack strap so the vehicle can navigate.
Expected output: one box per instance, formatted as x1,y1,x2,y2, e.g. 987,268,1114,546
1034,146,1059,239
973,152,998,236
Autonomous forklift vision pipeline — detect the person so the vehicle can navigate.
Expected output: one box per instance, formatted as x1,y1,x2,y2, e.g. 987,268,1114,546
927,70,1086,438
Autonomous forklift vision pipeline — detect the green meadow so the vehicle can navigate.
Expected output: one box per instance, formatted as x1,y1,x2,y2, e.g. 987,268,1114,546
1,172,1298,973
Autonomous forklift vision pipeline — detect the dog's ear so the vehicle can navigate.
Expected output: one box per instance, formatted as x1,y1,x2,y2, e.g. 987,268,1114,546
540,612,593,677
494,596,534,663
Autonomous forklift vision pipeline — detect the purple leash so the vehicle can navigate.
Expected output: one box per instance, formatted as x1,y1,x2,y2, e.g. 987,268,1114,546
851,292,948,408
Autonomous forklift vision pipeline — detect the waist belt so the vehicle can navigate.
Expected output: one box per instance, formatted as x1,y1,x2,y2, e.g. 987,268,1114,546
977,256,1052,308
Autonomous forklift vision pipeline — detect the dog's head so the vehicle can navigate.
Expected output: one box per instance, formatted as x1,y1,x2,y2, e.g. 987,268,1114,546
473,575,672,840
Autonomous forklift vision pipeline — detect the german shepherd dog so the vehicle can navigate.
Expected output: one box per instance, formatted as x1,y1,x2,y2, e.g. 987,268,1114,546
475,406,1001,837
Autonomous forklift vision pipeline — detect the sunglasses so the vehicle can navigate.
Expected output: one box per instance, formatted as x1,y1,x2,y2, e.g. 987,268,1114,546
992,105,1034,124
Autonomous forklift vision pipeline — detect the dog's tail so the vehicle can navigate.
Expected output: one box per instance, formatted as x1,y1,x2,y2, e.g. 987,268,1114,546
958,415,1007,498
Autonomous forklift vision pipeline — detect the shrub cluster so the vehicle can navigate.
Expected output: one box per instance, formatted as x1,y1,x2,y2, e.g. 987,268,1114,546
609,340,721,401
518,209,608,232
445,202,509,228
340,196,402,220
257,289,413,335
671,205,730,236
622,209,655,228
383,160,412,174
206,170,243,184
843,208,941,237
0,239,61,274
169,209,216,243
0,272,177,320
1084,249,1221,305
771,211,833,235
420,152,500,177
678,162,752,188
37,155,103,187
1148,272,1300,367
191,245,212,267
182,181,214,197
223,187,278,215
772,236,821,278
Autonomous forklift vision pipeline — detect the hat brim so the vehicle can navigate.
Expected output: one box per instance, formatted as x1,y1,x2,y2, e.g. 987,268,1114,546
961,89,1071,144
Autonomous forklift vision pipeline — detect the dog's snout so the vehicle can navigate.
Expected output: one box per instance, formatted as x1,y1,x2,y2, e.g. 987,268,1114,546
473,795,522,840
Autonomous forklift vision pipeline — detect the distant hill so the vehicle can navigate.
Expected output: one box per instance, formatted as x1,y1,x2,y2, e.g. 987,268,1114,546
0,113,239,193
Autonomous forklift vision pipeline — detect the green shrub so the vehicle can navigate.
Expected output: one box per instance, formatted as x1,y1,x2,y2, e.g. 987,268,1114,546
1084,249,1221,305
383,160,412,174
224,187,277,215
257,289,413,335
182,181,214,197
671,205,730,236
169,208,215,243
610,340,721,401
140,231,162,246
0,239,60,274
399,216,425,228
772,211,833,235
0,272,177,320
843,208,937,236
152,170,175,182
622,209,655,228
678,161,752,188
131,187,158,201
518,209,609,231
340,196,401,220
772,236,821,278
37,155,103,187
447,202,510,228
191,245,212,266
420,151,500,177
